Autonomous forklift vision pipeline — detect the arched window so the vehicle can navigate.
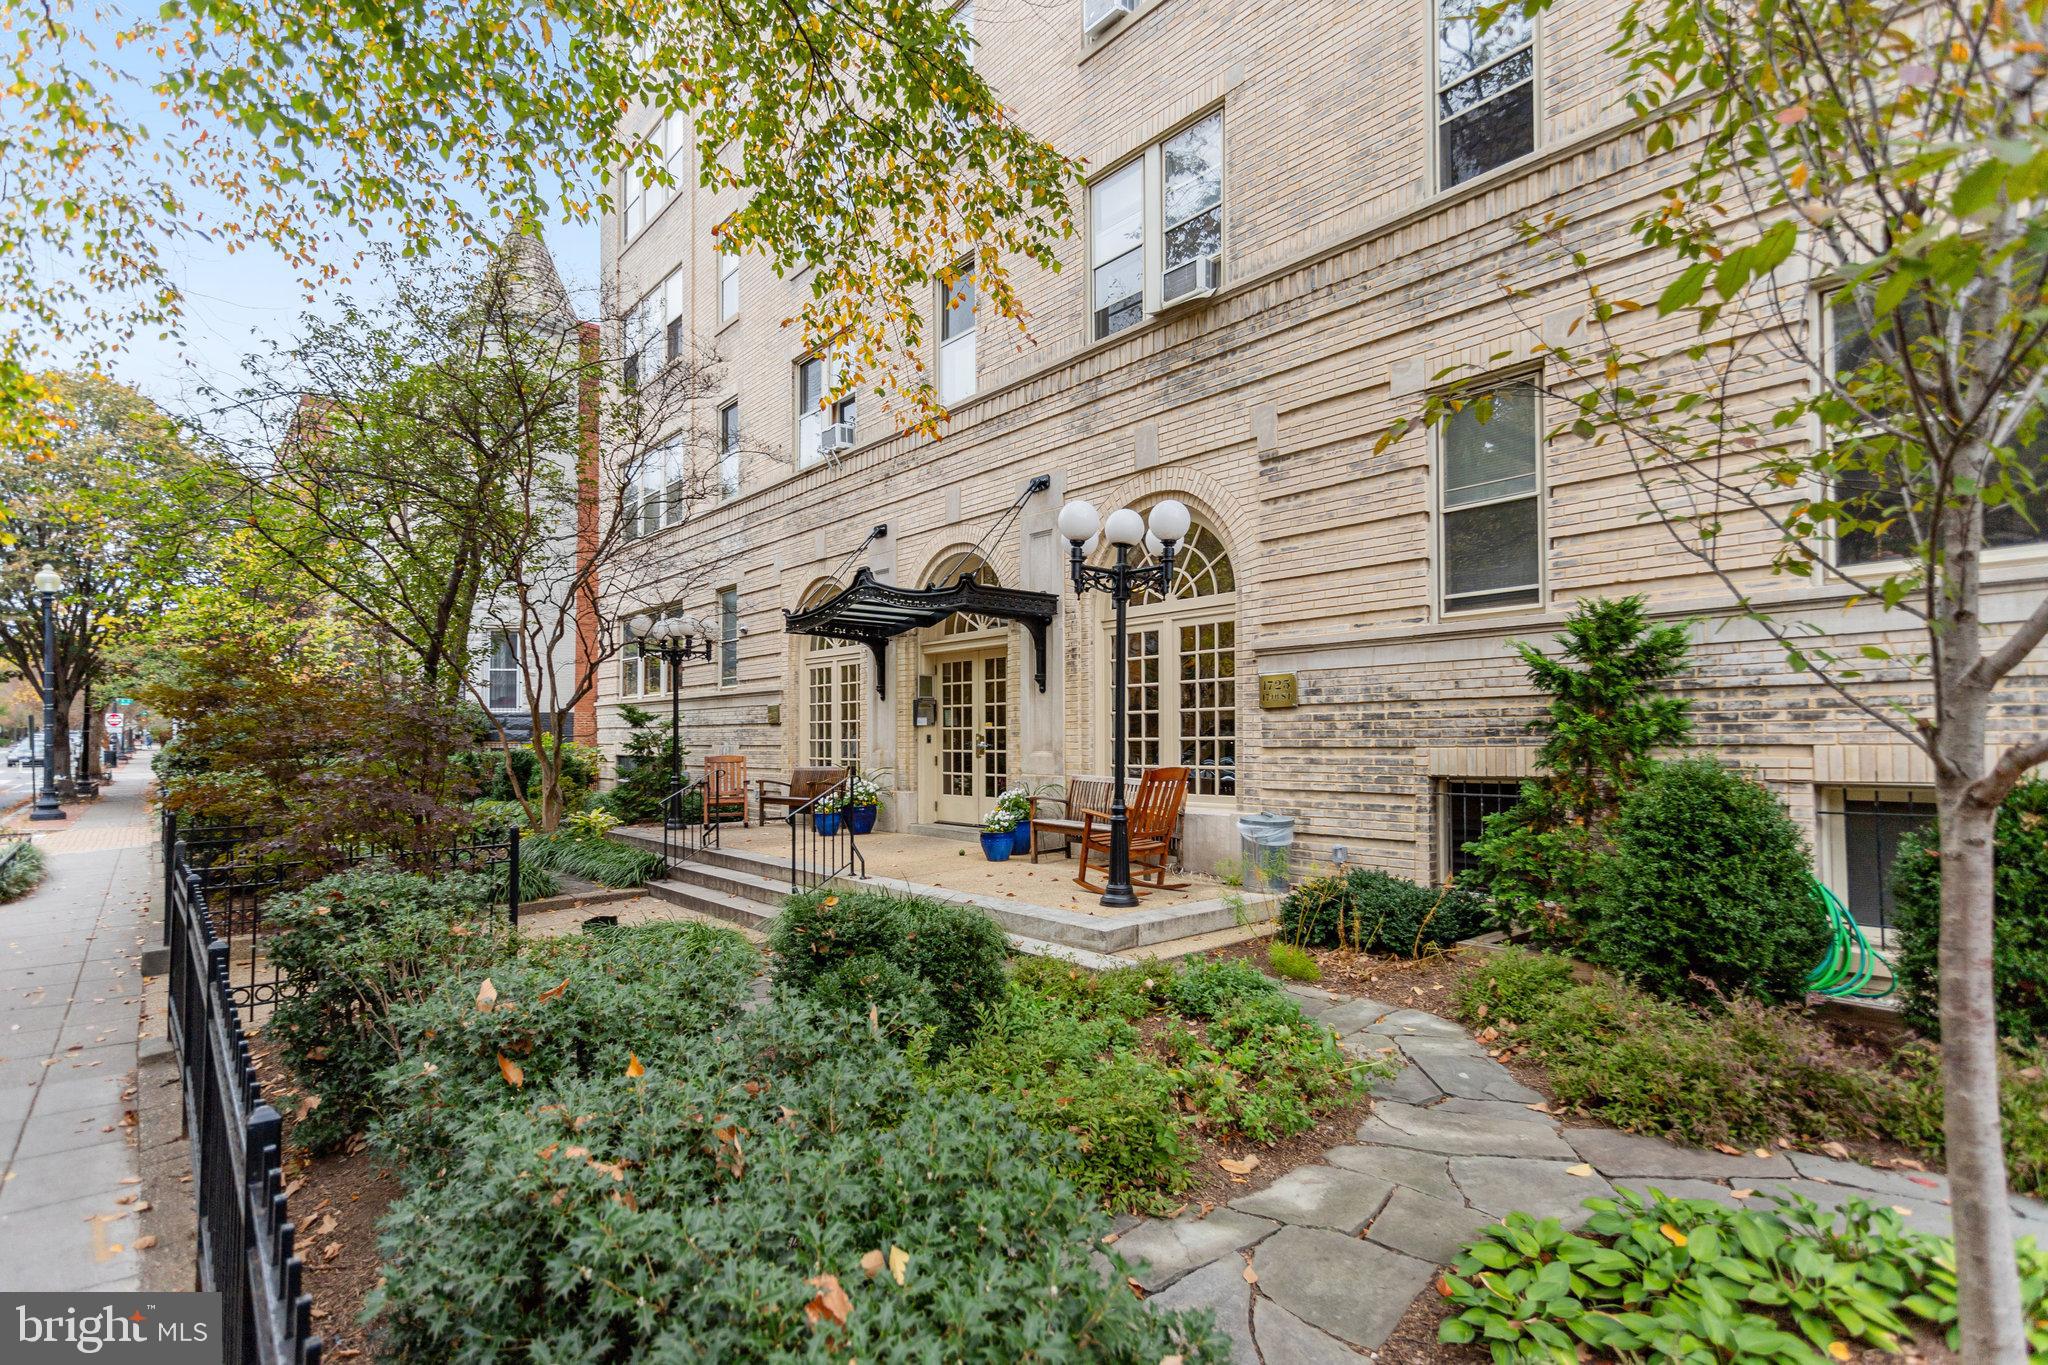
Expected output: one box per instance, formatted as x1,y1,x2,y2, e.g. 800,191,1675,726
1103,519,1237,798
929,552,1005,636
796,583,862,766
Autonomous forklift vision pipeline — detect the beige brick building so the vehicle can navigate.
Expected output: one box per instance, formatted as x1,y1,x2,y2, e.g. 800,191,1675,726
596,0,2048,934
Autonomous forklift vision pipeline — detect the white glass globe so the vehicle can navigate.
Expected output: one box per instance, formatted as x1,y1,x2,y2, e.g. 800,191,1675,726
1104,507,1145,546
1056,499,1101,543
1081,532,1101,557
1143,531,1165,558
1147,499,1192,543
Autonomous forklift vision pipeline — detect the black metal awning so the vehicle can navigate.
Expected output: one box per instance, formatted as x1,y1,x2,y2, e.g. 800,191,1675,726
784,566,1056,698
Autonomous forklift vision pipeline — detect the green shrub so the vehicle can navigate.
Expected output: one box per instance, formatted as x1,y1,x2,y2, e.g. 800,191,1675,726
1458,948,1902,1149
771,888,1008,1050
518,829,664,888
1439,1186,2048,1360
376,921,759,1165
930,985,1195,1207
0,841,45,903
1582,759,1828,1003
371,1002,1225,1363
265,869,515,1152
1891,777,2048,1042
606,703,686,823
454,735,601,808
806,952,943,1043
1279,867,1491,956
1164,956,1279,1018
1267,940,1320,982
1007,954,1155,1021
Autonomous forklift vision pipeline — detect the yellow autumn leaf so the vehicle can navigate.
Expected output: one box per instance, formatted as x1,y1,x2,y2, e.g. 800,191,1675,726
476,978,498,1012
498,1053,524,1089
1660,1223,1688,1246
1566,1163,1595,1177
1828,1342,1851,1361
888,1245,909,1286
626,1053,645,1079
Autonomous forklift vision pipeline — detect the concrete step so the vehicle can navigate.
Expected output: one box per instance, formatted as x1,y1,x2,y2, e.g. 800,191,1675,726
906,822,980,844
643,878,779,934
662,858,792,907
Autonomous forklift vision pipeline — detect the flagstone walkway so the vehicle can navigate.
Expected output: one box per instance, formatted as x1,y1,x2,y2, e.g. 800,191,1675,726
0,779,154,1292
1127,980,2048,1361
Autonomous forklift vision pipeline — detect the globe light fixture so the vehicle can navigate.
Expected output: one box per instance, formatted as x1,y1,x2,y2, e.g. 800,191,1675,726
29,565,65,821
636,611,715,819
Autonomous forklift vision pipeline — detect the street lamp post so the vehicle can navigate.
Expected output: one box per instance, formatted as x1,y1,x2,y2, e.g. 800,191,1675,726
626,613,715,824
29,564,65,822
1056,497,1192,908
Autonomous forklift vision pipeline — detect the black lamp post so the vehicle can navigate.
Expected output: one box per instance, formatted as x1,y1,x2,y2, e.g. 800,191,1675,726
29,564,65,822
627,612,715,824
1057,497,1192,907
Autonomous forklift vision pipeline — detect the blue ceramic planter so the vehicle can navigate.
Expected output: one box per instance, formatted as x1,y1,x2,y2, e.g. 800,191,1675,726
848,804,878,835
1010,818,1032,854
980,831,1013,861
814,809,843,836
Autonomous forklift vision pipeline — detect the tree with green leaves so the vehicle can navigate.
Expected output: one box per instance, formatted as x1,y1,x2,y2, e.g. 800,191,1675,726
1396,0,2048,1351
1467,596,1694,936
5,0,1077,449
0,372,214,788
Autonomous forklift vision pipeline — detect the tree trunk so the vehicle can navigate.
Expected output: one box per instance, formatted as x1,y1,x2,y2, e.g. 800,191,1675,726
1935,663,2025,1361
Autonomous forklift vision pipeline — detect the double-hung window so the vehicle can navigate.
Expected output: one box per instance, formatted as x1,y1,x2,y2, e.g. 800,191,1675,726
717,231,740,324
1827,290,2048,564
623,113,690,245
486,631,519,710
718,400,741,497
1436,1,1535,188
626,438,691,537
939,263,977,403
797,355,855,467
718,587,740,686
1439,380,1543,613
1089,110,1224,341
622,290,659,387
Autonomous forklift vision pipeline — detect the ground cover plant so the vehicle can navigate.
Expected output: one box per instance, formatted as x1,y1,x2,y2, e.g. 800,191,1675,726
370,1001,1226,1362
1437,1186,2048,1360
517,827,665,889
1459,948,2048,1198
927,953,1383,1209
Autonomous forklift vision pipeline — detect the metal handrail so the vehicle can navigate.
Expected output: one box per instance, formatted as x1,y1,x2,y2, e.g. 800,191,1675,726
660,779,708,871
784,773,864,893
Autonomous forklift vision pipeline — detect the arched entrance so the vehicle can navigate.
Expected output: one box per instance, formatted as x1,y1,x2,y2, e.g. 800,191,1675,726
793,581,863,768
918,553,1011,825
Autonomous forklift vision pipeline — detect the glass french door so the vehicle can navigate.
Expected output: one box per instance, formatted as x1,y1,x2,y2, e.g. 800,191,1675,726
805,656,861,767
932,649,1009,824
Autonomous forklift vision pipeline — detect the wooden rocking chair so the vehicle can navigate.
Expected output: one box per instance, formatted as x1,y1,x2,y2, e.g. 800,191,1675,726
702,754,748,827
1075,766,1190,896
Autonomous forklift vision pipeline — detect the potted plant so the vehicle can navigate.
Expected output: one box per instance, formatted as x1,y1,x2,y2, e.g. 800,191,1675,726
812,790,845,836
995,787,1034,854
846,772,885,835
979,808,1018,861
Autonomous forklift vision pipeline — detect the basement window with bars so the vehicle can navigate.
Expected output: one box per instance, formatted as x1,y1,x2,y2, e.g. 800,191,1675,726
1439,380,1544,613
1437,779,1521,880
1814,785,1935,935
1436,0,1535,188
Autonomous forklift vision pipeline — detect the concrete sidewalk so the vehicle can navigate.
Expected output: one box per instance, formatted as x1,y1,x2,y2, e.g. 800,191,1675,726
0,777,156,1291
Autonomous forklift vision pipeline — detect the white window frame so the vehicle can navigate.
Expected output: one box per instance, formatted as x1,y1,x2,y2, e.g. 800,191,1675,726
623,112,690,246
1432,0,1539,192
796,354,855,467
717,587,740,687
1087,107,1225,343
486,630,520,711
718,399,741,498
717,230,740,325
1432,373,1547,618
939,260,977,404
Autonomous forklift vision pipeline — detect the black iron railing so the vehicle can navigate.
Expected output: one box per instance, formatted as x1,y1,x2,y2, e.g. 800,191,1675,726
660,779,711,871
164,835,322,1365
161,813,521,1018
784,774,864,893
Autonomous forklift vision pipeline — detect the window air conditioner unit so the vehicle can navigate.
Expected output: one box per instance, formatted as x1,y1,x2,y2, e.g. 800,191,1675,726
1084,0,1136,38
818,422,856,457
1161,254,1221,308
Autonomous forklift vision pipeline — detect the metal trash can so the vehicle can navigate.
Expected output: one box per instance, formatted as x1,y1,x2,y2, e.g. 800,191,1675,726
1235,813,1296,892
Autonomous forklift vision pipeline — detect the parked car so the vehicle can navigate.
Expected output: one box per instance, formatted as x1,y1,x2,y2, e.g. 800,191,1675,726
6,737,43,767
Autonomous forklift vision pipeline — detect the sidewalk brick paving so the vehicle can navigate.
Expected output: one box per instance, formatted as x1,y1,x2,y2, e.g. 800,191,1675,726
1128,981,2048,1360
0,778,155,1292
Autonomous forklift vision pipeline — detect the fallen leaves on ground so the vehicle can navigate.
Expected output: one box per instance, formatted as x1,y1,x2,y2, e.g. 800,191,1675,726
1218,1154,1260,1176
804,1273,851,1327
498,1054,524,1089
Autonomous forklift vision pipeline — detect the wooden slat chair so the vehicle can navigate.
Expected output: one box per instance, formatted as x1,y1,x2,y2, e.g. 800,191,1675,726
1028,775,1116,863
1075,766,1191,895
756,766,847,827
701,755,749,828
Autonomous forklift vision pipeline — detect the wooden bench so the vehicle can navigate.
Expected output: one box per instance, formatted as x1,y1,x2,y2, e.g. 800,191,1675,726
756,766,847,826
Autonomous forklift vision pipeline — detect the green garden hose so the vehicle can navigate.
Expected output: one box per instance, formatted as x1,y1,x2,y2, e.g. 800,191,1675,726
1805,878,1895,1000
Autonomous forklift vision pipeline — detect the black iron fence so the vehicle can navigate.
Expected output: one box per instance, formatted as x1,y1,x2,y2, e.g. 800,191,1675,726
660,779,712,870
163,837,323,1365
162,813,522,1018
786,774,864,893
